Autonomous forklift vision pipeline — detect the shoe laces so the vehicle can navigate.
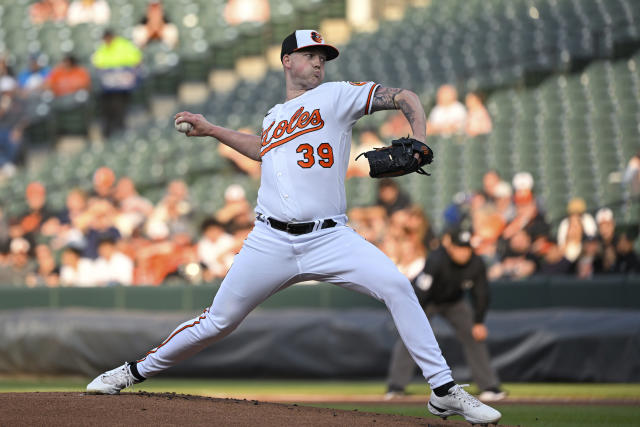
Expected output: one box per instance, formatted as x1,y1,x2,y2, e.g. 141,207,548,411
450,384,482,408
102,364,135,390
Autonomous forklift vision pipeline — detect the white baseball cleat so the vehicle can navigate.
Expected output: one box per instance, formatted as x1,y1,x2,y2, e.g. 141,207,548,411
428,384,501,424
86,363,141,395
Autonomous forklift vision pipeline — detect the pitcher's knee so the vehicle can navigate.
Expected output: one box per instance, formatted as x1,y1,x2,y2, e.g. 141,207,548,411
205,309,243,339
379,274,416,304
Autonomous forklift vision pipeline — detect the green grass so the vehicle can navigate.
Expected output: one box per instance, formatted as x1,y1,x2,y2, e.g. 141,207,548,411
309,404,640,427
1,378,639,399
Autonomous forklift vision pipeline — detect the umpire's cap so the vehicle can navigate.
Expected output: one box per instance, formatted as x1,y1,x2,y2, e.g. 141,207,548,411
447,226,473,247
280,30,339,62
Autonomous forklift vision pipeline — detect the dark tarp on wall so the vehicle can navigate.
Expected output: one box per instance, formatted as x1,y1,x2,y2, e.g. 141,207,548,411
1,308,639,382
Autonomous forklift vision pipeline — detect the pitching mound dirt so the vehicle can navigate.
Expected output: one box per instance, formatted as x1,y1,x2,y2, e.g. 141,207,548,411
1,392,475,426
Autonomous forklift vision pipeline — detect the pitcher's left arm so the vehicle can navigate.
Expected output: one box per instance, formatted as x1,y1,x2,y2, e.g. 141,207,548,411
370,87,427,143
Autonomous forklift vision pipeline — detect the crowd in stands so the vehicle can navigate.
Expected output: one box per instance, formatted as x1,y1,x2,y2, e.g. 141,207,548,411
2,72,639,287
0,164,256,287
426,84,492,138
0,1,188,177
350,171,640,285
2,160,637,288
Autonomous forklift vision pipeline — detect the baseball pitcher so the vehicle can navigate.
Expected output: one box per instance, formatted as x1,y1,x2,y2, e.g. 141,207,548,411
87,30,500,425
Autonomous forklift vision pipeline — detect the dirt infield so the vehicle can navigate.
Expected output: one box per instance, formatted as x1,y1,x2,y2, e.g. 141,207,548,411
0,392,476,427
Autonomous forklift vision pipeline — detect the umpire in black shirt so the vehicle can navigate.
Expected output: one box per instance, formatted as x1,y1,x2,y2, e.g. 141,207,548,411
386,226,505,401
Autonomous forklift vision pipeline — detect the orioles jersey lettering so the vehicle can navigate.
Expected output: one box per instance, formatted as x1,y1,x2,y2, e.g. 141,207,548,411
260,108,324,156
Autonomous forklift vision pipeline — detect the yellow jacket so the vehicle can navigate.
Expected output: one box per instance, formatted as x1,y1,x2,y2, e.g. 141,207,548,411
92,36,142,69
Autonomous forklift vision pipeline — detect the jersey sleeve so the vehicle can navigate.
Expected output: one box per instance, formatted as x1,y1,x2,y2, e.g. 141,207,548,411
332,81,380,126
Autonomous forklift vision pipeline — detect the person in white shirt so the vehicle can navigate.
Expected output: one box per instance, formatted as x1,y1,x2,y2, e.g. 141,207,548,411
94,237,134,286
426,84,467,136
197,218,235,280
60,246,98,287
67,0,110,26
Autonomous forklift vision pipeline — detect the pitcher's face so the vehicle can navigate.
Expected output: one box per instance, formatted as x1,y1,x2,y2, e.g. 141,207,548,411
285,47,326,90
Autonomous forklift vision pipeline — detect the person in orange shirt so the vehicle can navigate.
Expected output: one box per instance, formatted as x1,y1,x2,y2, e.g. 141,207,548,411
46,55,91,97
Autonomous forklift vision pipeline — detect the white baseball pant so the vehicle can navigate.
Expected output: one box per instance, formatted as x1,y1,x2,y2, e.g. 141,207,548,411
136,220,453,389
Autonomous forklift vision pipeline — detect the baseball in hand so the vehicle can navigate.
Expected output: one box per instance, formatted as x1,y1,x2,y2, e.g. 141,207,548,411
174,119,193,134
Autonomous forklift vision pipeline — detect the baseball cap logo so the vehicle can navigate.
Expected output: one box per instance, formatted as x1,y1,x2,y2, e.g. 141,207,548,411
311,31,323,43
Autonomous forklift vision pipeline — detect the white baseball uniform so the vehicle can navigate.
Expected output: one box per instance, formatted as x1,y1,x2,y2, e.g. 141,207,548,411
135,81,453,389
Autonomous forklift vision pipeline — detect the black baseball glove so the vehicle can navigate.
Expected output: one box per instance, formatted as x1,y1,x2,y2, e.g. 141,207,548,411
356,136,434,178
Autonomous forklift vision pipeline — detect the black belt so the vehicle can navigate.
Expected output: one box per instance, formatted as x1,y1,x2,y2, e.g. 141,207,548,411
257,214,337,235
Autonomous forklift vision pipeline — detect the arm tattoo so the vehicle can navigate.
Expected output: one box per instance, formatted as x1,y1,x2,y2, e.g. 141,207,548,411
371,86,426,139
370,86,403,113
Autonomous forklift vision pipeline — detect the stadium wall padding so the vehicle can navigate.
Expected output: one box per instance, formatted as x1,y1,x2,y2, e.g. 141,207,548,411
0,308,639,382
1,275,640,311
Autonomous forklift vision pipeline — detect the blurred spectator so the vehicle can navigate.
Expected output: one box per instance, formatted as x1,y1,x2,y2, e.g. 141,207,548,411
60,245,97,286
0,237,35,287
113,177,153,237
381,209,409,264
348,130,383,178
197,218,235,281
471,194,505,259
489,229,537,280
67,0,110,25
465,92,492,137
481,170,501,203
623,150,640,199
502,172,549,241
30,0,69,24
224,0,270,25
215,184,252,230
348,205,387,246
592,208,617,274
407,205,438,251
94,237,133,285
17,54,50,95
25,243,60,287
537,238,574,275
614,228,640,274
388,209,428,278
0,68,27,177
135,219,194,285
19,182,55,239
379,111,412,140
6,218,28,249
147,179,193,238
442,192,471,230
375,178,411,216
83,199,121,259
166,179,192,213
92,29,143,137
556,198,597,263
218,127,261,179
47,188,89,251
426,84,467,136
45,54,91,97
494,181,515,221
227,220,254,258
91,166,116,202
0,57,17,90
132,1,179,49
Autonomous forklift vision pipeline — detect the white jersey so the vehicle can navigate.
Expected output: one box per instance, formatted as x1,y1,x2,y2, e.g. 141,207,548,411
256,81,380,222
